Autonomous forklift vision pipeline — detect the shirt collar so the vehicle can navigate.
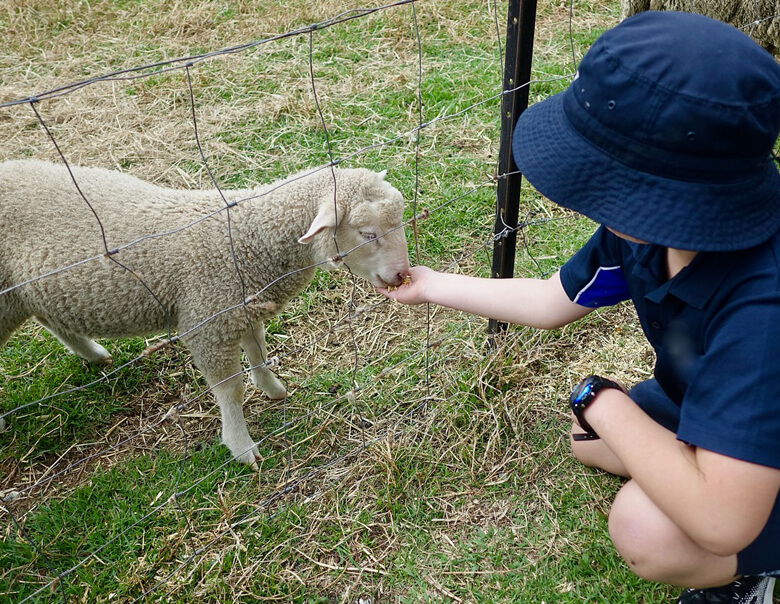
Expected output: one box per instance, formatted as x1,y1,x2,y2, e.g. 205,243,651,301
632,243,740,309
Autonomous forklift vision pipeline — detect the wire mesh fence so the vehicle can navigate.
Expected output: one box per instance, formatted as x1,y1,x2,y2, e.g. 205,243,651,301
1,0,778,602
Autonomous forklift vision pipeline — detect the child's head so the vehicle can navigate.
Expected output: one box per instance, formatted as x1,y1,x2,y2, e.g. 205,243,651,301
512,11,780,251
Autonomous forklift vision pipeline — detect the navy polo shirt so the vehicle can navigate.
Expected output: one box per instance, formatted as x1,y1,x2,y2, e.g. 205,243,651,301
559,226,780,471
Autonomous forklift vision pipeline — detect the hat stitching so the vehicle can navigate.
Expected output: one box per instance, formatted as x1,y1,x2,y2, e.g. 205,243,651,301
565,88,764,183
572,46,778,174
600,42,780,111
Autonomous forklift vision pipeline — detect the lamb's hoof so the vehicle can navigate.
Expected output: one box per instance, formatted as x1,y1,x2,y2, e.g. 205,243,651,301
250,376,287,400
236,450,261,471
225,438,261,467
81,341,113,366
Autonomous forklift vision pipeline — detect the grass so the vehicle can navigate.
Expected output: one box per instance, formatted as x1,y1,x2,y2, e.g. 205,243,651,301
0,0,683,602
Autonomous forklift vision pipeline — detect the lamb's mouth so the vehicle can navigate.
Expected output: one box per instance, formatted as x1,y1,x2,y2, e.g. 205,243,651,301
378,273,410,290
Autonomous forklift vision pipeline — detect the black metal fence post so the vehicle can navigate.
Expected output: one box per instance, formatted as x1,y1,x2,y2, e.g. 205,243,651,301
488,0,537,335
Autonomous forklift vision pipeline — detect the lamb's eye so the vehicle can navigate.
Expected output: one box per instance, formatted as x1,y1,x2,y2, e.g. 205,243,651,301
360,231,377,241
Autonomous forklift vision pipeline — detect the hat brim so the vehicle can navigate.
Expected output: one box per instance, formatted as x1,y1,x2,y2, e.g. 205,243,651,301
512,91,780,252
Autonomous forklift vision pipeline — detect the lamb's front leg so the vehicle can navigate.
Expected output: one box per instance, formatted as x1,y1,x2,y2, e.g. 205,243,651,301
191,345,260,467
241,324,287,400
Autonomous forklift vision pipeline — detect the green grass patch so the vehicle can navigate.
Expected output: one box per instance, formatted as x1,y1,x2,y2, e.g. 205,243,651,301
0,1,682,602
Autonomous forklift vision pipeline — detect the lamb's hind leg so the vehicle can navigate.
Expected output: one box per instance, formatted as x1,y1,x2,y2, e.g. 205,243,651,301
0,309,28,350
241,323,287,400
190,343,259,467
37,319,113,365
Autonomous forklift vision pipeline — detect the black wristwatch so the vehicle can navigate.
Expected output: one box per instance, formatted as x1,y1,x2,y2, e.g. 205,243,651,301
569,375,623,441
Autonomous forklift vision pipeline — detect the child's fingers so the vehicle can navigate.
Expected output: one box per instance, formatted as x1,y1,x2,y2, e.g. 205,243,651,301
377,280,418,304
376,265,431,304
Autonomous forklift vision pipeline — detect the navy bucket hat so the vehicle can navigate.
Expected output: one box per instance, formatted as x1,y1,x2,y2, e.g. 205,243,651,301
512,11,780,251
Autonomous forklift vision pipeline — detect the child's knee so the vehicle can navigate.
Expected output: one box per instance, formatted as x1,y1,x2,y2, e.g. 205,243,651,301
606,480,730,586
608,481,669,580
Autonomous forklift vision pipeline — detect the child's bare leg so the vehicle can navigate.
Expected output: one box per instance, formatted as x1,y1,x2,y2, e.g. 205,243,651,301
570,420,629,477
571,419,740,588
609,479,739,588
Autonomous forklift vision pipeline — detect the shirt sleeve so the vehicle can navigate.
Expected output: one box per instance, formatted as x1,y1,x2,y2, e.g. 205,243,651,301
559,226,631,308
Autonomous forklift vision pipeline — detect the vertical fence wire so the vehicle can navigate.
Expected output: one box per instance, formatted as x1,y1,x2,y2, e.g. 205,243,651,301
0,2,555,599
1,1,551,598
10,0,768,599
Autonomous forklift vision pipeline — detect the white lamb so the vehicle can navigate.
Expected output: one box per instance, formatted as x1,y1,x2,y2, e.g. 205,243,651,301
0,159,410,466
620,0,780,55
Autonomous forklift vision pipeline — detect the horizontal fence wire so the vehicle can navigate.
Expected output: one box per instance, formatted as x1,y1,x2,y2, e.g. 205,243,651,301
3,0,777,601
1,3,537,600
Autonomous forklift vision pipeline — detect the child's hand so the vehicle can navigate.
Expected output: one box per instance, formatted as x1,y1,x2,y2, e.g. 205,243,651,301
377,265,433,305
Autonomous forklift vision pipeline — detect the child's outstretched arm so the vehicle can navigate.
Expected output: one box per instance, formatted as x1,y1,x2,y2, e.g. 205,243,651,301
378,265,591,329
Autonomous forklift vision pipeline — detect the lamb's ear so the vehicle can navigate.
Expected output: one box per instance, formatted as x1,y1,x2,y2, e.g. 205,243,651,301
376,169,387,180
298,203,337,244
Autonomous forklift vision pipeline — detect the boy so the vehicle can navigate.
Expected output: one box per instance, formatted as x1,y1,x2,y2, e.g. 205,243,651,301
380,11,780,603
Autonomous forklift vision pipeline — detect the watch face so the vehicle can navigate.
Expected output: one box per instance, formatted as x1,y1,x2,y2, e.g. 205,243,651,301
571,378,595,405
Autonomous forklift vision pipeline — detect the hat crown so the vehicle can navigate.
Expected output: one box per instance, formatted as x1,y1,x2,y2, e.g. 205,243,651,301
570,11,780,171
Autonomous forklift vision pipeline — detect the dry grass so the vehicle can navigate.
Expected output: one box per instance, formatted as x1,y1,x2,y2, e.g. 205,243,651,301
0,0,673,602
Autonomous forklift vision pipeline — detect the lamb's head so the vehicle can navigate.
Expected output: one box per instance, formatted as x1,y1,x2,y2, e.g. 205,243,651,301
298,169,410,288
